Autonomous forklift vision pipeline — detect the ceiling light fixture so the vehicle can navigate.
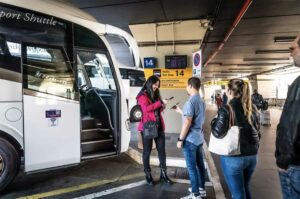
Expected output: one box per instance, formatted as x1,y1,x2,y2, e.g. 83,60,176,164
228,67,263,70
214,74,239,77
202,71,251,73
274,36,296,43
138,39,201,47
228,69,263,72
243,57,290,61
255,49,290,54
207,62,223,66
237,63,276,66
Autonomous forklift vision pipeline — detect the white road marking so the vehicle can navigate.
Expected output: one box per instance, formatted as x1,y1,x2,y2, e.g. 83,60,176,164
180,194,192,199
172,178,213,187
73,180,146,199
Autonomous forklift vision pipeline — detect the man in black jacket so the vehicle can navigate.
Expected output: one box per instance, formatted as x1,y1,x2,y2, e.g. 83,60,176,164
251,89,263,110
275,36,300,199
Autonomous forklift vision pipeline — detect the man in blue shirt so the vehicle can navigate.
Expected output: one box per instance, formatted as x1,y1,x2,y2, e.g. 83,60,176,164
175,77,206,199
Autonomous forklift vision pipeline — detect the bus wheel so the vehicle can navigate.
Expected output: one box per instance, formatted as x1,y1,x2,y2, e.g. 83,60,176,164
0,138,20,192
130,105,142,122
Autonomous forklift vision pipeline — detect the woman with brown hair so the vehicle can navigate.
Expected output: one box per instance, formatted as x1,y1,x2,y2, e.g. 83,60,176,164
211,79,260,199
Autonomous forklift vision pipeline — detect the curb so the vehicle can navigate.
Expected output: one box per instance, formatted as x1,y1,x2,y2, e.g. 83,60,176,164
203,142,226,199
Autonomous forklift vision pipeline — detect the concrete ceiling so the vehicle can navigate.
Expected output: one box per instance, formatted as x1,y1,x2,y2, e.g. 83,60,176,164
68,0,218,32
68,0,300,81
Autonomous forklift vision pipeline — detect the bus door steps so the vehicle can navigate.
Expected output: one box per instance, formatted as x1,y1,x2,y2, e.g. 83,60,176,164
82,128,111,133
81,116,115,156
81,138,114,154
81,139,113,145
81,151,117,160
81,128,112,141
81,116,106,130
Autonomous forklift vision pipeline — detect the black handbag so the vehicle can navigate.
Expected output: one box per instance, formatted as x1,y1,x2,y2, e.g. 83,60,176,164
143,121,158,139
262,100,269,111
142,99,159,139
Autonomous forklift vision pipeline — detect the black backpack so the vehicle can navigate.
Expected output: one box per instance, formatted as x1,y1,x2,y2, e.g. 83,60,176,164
262,100,269,111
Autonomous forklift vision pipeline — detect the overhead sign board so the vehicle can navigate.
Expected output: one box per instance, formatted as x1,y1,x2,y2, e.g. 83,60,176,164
144,68,192,89
193,50,202,77
165,55,187,69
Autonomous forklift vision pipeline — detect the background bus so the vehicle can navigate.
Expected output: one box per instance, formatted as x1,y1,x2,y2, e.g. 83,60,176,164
119,66,145,122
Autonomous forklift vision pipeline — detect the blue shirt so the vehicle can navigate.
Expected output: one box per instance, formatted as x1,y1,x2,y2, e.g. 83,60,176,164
182,94,206,146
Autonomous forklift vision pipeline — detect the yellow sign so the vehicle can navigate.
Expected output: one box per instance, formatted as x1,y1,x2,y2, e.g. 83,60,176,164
204,79,249,86
205,80,228,86
144,69,192,89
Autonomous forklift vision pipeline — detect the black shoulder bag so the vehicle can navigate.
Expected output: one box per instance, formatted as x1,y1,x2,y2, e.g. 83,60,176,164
143,106,159,139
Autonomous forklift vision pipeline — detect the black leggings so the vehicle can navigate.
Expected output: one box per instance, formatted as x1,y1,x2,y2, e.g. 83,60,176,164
141,129,166,170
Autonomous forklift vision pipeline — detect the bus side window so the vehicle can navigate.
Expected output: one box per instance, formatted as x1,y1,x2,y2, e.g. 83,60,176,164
23,46,76,100
0,37,21,75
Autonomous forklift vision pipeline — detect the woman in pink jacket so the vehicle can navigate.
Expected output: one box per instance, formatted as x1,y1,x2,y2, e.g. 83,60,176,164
137,75,172,185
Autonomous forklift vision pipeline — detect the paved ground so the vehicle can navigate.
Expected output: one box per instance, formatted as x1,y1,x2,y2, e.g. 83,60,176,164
97,181,215,199
250,108,282,199
1,155,144,198
1,153,214,199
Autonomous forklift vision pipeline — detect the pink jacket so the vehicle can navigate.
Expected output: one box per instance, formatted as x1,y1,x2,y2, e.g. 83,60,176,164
136,92,165,132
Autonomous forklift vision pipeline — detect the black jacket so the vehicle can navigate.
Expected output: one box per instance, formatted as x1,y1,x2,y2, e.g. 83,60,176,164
211,98,260,156
275,76,300,169
252,93,264,110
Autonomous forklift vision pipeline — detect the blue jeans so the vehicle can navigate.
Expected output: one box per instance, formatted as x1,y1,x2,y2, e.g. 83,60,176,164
279,165,300,199
183,141,206,194
220,155,257,199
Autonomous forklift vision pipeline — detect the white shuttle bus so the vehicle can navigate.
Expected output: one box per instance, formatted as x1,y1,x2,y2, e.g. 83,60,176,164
0,0,132,191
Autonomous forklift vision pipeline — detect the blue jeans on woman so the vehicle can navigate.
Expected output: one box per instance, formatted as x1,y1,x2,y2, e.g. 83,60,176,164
279,165,300,199
183,141,206,194
220,155,257,199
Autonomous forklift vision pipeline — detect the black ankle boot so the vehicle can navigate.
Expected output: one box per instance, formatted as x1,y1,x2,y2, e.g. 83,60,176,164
144,169,154,185
160,166,172,184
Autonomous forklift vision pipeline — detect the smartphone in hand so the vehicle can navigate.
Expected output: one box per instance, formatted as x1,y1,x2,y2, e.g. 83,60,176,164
170,102,180,110
165,96,174,100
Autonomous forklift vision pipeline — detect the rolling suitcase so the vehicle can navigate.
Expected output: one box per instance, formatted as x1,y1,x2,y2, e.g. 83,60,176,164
260,110,271,126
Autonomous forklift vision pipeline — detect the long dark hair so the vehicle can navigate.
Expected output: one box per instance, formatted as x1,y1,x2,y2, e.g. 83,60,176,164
141,75,162,102
228,79,253,124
